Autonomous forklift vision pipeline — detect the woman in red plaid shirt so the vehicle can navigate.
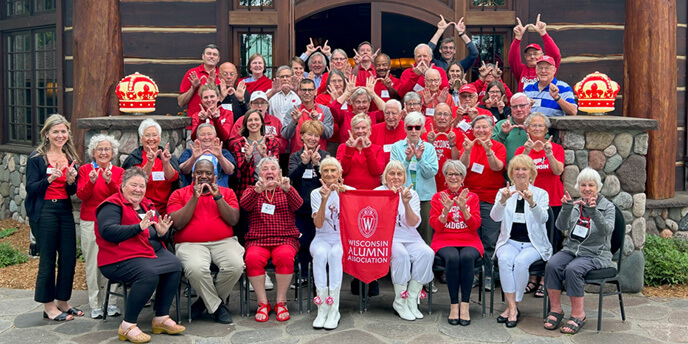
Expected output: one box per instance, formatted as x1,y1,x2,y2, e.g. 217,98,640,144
240,157,303,323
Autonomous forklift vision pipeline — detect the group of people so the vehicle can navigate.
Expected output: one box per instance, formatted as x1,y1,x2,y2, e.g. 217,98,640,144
24,14,615,344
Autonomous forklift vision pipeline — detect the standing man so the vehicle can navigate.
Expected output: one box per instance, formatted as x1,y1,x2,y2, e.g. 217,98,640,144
523,56,577,117
492,93,532,161
267,66,302,127
307,52,328,89
509,14,561,92
168,159,244,324
372,54,400,104
428,15,478,72
397,44,450,98
370,99,407,164
353,41,378,86
219,62,250,123
178,44,221,113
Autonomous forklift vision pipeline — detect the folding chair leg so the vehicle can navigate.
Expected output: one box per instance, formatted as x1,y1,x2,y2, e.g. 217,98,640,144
617,282,626,322
175,287,181,324
489,267,495,316
103,281,112,322
428,281,433,315
597,283,604,332
307,263,312,314
239,274,244,317
358,280,364,314
481,266,486,317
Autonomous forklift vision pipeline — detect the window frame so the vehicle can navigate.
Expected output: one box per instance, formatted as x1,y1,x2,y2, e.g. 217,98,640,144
233,28,276,79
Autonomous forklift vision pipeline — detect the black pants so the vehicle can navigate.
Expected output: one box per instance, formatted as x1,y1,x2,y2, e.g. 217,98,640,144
438,246,480,304
31,199,76,303
100,255,182,323
295,212,315,278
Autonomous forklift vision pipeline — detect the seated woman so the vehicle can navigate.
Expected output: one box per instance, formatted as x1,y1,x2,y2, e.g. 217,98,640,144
336,113,385,190
240,157,303,322
490,155,552,328
96,167,184,343
429,160,482,326
375,161,434,321
310,157,352,330
544,167,616,334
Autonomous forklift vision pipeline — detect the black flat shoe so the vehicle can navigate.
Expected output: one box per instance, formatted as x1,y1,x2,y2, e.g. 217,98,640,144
448,318,459,325
497,314,508,323
505,309,521,328
43,311,72,321
459,318,471,326
368,280,379,297
190,298,207,319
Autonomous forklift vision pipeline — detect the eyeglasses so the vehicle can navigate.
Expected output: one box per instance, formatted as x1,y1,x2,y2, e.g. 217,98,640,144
331,57,347,62
406,125,422,131
440,46,456,51
405,102,421,107
536,65,554,71
95,147,112,152
425,78,441,84
512,103,529,109
529,124,546,128
488,90,502,95
435,112,451,117
300,88,316,93
446,172,462,178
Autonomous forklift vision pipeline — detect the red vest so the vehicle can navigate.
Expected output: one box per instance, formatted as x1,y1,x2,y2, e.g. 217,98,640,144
95,191,159,267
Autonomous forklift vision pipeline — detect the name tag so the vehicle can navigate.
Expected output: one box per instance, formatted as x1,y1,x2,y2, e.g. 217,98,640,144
221,104,232,110
341,103,348,110
572,224,589,238
534,98,542,108
151,171,165,181
409,161,418,171
138,213,146,219
266,126,277,135
381,90,390,98
513,212,526,223
383,144,393,153
221,118,226,124
303,169,314,179
458,121,471,132
471,163,484,174
241,147,245,153
261,203,275,215
413,83,424,92
425,108,435,117
46,167,54,175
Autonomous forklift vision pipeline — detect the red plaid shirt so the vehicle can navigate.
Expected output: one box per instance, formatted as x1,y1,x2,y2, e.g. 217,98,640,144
240,185,303,251
229,137,279,198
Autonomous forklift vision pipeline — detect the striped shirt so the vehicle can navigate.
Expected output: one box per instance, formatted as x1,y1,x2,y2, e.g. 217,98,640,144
523,78,577,117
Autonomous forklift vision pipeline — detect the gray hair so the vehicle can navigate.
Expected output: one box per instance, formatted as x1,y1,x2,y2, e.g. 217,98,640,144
381,160,406,186
122,166,149,186
196,122,217,137
404,111,425,126
319,157,342,174
424,68,440,79
350,113,372,129
256,156,280,171
471,115,494,128
384,99,402,112
413,43,431,57
332,48,348,59
276,65,292,75
575,167,603,190
524,112,551,128
350,87,371,102
403,92,421,104
511,92,530,104
308,52,326,68
442,160,467,178
138,118,161,138
87,134,120,159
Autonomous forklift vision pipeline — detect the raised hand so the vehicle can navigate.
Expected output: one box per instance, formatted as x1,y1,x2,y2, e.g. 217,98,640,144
319,178,332,199
381,70,394,88
103,166,112,184
188,71,201,88
301,148,312,164
153,214,173,237
146,146,158,162
479,138,493,152
290,105,301,123
209,175,220,198
517,188,535,206
427,124,437,144
353,48,362,65
209,137,223,158
447,130,457,144
478,61,490,80
272,77,281,92
544,136,554,156
437,14,451,31
549,83,560,99
413,60,429,76
89,167,100,184
463,137,477,152
235,80,247,102
440,192,455,210
501,116,514,134
257,142,268,157
497,95,506,113
561,190,573,204
455,17,466,34
191,140,203,160
362,134,372,149
254,177,265,193
311,150,322,166
220,78,231,98
457,188,470,209
243,138,254,158
139,210,155,231
371,48,380,60
586,196,597,208
492,61,503,79
345,130,359,148
65,161,78,185
48,164,64,183
421,88,434,106
192,175,204,198
414,140,425,160
533,14,547,36
279,176,291,192
306,37,317,56
400,185,413,204
345,75,356,94
405,139,416,160
524,133,535,153
513,17,528,41
439,87,449,102
342,63,353,80
499,181,518,204
161,143,172,164
321,40,331,56
365,75,377,95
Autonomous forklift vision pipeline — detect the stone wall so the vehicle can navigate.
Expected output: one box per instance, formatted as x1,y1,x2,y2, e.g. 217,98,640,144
0,152,28,222
644,194,688,240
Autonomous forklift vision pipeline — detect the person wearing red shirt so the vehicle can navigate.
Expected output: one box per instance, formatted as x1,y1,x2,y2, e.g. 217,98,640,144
397,43,450,98
430,160,482,326
229,91,288,153
77,134,124,319
370,99,406,164
239,53,272,93
371,54,400,109
331,76,385,143
420,68,457,127
316,49,352,95
190,84,233,143
178,44,221,113
508,14,561,92
168,159,243,324
281,79,335,154
336,113,385,190
95,167,184,342
451,84,495,140
352,41,377,86
471,62,513,111
421,103,464,191
122,119,180,215
454,115,506,280
315,70,347,155
240,157,304,323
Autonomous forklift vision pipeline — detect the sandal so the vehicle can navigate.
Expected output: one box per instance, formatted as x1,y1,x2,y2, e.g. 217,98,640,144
43,311,73,321
255,302,271,322
274,302,290,322
524,281,537,294
560,316,586,334
151,315,185,335
534,284,545,298
60,307,84,317
543,311,565,330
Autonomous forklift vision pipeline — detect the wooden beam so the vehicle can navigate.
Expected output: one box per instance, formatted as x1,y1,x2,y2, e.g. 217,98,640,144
228,11,278,26
275,0,289,66
0,12,55,31
465,11,515,26
623,0,677,199
217,0,229,60
72,0,123,156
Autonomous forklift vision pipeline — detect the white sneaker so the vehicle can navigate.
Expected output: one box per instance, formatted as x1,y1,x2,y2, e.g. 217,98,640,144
265,275,274,290
91,308,104,319
107,304,121,317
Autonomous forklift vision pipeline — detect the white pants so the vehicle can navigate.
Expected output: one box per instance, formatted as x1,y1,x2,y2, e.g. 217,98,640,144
496,239,542,302
81,220,114,309
390,238,434,285
310,233,343,289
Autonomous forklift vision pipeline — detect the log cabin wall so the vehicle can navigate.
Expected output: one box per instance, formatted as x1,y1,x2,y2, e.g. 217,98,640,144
678,0,686,191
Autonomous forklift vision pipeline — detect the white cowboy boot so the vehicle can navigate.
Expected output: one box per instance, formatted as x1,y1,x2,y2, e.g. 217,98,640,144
393,284,415,321
312,287,330,329
323,286,341,330
406,280,425,319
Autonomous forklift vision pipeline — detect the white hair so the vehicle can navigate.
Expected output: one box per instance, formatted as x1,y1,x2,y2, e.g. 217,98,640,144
138,118,161,138
404,111,425,126
87,134,120,159
384,99,402,112
575,167,603,190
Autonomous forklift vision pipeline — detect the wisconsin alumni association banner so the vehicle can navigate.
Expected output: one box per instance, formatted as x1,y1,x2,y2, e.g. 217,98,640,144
339,190,399,284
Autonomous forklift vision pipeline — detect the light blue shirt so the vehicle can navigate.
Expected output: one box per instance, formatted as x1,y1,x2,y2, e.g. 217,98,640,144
390,139,438,201
523,77,576,117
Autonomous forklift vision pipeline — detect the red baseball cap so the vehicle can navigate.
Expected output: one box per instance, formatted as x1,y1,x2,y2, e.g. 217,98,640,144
524,43,543,53
536,55,555,66
459,84,477,94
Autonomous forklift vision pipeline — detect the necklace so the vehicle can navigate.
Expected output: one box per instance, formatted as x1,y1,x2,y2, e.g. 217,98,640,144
263,189,276,203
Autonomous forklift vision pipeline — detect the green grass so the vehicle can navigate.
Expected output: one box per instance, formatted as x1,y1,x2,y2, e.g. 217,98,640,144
0,227,18,239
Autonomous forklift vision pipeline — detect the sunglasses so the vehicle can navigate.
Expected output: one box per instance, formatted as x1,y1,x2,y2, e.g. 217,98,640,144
406,125,422,131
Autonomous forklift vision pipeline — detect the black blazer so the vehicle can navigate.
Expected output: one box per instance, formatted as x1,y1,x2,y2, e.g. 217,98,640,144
25,151,78,221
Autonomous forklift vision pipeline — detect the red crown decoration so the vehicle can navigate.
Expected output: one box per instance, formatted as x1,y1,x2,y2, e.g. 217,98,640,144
116,72,159,113
574,71,620,115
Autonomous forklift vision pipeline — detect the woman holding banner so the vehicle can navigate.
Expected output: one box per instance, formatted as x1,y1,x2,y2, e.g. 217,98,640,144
310,157,352,330
375,161,434,321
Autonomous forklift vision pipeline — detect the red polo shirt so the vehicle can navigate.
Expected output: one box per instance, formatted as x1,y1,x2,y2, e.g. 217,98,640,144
462,140,507,203
168,185,239,243
179,64,221,114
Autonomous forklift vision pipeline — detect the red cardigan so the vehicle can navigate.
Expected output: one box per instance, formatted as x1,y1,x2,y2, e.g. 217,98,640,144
77,163,124,221
95,191,158,267
429,189,483,255
336,144,384,190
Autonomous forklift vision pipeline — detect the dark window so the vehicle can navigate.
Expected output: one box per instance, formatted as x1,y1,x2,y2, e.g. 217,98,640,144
237,0,274,9
239,31,274,79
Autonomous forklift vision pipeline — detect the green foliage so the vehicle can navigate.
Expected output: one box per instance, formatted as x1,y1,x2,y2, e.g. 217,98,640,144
644,235,688,286
0,227,18,239
0,243,29,268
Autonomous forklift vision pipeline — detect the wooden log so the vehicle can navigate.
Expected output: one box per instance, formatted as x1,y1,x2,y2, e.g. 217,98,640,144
71,0,123,157
623,0,677,199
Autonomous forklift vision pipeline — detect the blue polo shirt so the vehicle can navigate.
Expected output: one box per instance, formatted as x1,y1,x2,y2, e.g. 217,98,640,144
523,78,577,117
